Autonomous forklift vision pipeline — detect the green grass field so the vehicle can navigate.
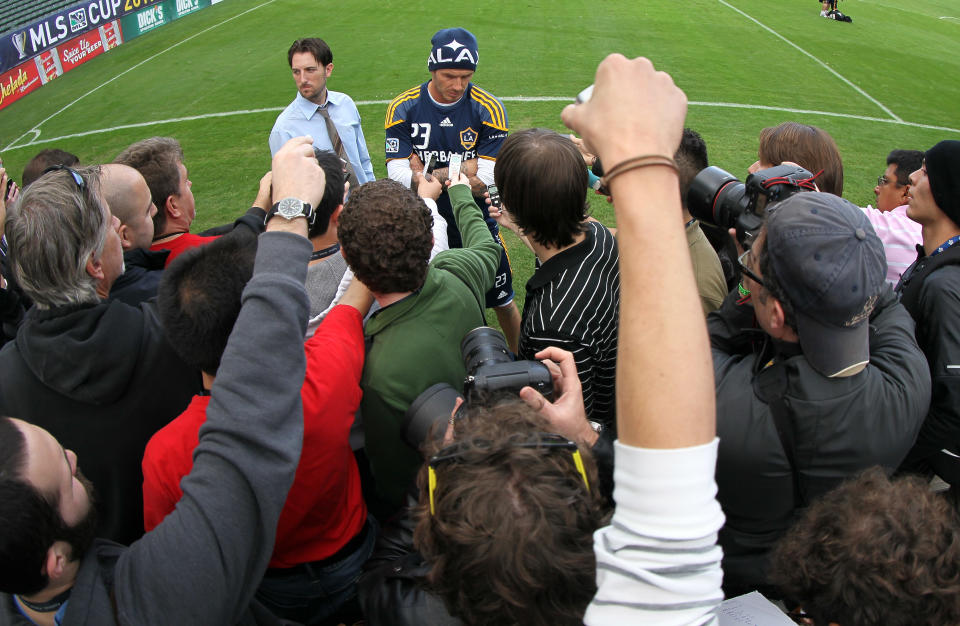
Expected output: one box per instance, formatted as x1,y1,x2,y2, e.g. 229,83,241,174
1,0,958,312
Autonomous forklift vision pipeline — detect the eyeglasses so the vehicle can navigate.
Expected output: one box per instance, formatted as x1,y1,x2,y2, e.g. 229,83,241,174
738,249,765,289
427,432,591,515
877,174,906,188
42,165,86,191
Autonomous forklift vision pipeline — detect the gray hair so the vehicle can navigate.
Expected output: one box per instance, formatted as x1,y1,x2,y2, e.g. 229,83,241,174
6,166,109,309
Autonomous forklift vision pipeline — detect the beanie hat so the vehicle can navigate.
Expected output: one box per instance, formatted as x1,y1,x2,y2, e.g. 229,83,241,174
427,28,478,72
924,140,960,226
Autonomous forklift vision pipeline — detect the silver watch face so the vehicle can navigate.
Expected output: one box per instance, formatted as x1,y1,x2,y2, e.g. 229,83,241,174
277,197,305,220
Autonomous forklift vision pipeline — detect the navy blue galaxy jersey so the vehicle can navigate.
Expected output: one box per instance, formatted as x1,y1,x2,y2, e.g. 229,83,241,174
384,82,508,167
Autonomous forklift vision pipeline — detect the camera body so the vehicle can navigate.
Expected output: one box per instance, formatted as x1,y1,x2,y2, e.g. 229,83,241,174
459,327,552,404
402,327,553,448
687,163,816,248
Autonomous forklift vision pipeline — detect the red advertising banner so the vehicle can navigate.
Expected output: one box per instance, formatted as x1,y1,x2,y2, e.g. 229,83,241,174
0,21,123,111
0,60,43,110
60,28,105,72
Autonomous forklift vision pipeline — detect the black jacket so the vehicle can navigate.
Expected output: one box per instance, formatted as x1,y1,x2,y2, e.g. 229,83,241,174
0,299,200,544
108,248,169,306
709,288,930,595
896,249,960,476
358,494,462,626
358,432,614,625
0,242,26,348
0,285,22,348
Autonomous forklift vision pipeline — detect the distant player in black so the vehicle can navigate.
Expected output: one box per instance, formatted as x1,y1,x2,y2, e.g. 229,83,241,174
385,27,521,351
820,0,852,21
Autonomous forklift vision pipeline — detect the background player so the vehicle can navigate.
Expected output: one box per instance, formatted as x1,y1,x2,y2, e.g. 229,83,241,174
384,27,521,351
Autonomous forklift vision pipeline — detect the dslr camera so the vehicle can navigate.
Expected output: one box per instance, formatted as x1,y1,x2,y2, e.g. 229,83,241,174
686,163,817,248
402,327,553,448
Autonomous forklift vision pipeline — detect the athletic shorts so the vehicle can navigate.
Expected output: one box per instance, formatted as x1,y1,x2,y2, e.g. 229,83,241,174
485,225,514,308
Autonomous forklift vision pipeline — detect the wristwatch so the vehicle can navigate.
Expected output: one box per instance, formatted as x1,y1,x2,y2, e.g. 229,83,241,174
266,198,314,225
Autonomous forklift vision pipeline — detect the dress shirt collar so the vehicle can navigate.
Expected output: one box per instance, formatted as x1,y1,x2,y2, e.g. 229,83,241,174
294,90,345,120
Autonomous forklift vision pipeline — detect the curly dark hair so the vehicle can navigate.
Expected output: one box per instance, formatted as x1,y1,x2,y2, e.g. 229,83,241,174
338,178,433,294
770,467,960,626
413,401,609,626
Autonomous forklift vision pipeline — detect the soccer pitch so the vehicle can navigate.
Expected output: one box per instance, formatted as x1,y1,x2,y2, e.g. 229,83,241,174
1,0,958,306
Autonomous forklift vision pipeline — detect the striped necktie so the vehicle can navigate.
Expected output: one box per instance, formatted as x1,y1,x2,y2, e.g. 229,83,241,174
317,105,359,187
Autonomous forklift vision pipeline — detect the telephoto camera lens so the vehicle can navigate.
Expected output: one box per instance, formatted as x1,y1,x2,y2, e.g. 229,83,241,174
460,326,513,374
686,166,749,228
402,383,464,449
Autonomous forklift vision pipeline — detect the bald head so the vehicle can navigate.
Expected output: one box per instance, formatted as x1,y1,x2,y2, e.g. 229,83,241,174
100,164,156,251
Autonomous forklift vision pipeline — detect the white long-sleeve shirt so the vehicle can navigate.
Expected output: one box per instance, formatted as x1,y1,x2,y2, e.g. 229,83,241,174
586,438,725,625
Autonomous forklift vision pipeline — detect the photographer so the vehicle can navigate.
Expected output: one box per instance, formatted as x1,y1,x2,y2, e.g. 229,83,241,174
358,387,608,625
356,330,616,621
708,192,930,596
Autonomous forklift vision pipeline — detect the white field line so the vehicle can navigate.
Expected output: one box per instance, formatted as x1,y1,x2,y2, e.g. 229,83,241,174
716,0,903,122
3,0,278,152
7,98,957,150
4,0,931,150
940,16,960,22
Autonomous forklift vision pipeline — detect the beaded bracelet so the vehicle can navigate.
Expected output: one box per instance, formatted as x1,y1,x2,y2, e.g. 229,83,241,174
600,154,679,190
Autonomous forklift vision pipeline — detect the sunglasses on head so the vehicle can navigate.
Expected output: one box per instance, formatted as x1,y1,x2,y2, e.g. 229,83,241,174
42,165,86,191
427,432,591,515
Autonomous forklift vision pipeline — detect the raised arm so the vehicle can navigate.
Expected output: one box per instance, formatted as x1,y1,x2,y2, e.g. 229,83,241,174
563,58,713,446
563,55,723,625
115,137,326,624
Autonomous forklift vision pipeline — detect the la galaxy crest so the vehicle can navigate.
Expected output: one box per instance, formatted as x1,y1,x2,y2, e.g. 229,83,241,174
459,128,477,150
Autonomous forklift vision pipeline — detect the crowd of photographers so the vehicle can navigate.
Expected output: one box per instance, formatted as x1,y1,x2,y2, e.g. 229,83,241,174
0,38,959,626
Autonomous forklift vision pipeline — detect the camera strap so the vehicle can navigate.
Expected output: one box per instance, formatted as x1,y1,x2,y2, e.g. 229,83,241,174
769,394,805,509
754,361,806,509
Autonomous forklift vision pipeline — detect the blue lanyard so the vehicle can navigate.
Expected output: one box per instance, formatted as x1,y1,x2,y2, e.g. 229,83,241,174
930,234,960,257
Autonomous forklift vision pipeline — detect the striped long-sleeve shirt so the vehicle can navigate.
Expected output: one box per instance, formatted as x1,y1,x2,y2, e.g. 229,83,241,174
518,221,620,429
585,439,725,625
